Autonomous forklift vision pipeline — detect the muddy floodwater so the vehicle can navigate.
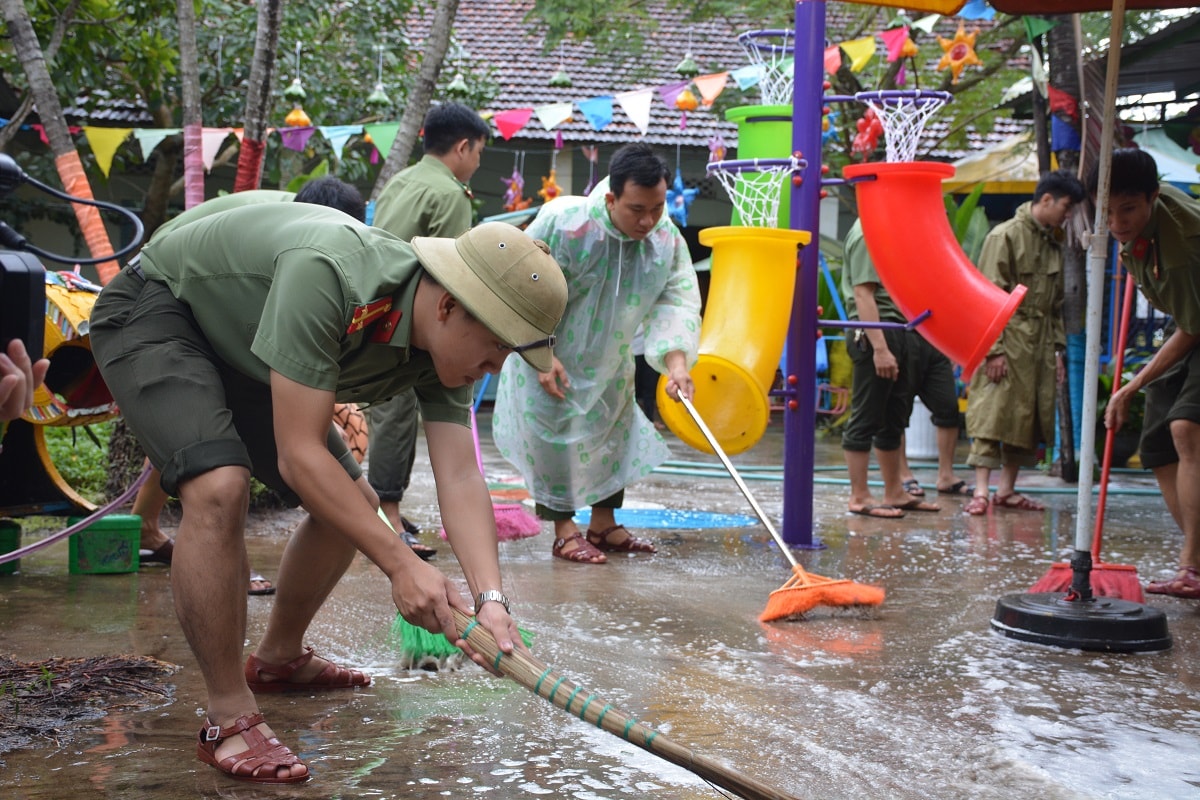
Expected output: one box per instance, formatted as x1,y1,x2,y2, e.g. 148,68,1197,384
2,414,1198,800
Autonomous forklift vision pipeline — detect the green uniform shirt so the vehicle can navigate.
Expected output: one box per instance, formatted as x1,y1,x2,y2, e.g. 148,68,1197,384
373,155,473,241
138,202,469,423
841,219,905,323
153,190,295,240
1120,184,1200,336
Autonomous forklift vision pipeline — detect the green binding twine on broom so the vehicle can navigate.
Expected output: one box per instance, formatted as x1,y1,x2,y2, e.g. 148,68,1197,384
388,613,535,671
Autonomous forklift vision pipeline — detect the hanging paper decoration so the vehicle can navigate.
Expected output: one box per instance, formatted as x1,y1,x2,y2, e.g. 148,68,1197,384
821,110,839,146
615,89,653,136
581,145,600,195
549,43,573,88
708,135,726,163
494,107,534,140
666,173,698,228
959,0,995,21
279,126,316,153
319,124,365,159
840,36,877,73
283,43,311,127
692,72,729,108
538,170,563,203
657,81,689,110
366,45,392,111
675,88,698,112
501,156,531,212
880,27,919,63
578,96,614,132
446,72,470,98
936,22,983,84
851,108,883,161
911,14,940,35
674,49,700,79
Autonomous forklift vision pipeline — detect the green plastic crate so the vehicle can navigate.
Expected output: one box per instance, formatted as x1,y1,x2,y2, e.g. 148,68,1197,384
67,514,141,575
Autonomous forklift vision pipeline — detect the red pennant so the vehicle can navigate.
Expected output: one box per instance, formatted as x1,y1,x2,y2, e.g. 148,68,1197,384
494,108,534,141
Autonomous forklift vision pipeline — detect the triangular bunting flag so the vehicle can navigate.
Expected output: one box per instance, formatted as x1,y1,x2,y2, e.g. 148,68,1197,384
1023,16,1058,41
278,126,315,153
201,128,233,171
841,36,877,73
231,128,244,142
730,64,763,91
494,107,534,140
693,72,729,107
657,81,689,110
578,96,614,132
364,122,400,159
319,125,363,159
824,45,843,75
132,128,180,160
959,0,995,21
615,89,653,135
83,127,132,178
1030,48,1048,98
880,26,910,63
535,102,573,131
912,14,940,34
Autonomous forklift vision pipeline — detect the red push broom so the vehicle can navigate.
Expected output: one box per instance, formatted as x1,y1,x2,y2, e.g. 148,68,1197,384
1029,262,1143,601
678,396,885,620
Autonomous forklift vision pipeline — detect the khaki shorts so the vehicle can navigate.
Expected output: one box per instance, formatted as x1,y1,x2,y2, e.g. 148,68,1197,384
90,267,359,502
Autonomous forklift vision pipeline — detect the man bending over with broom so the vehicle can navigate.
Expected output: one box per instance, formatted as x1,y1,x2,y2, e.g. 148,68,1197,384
90,208,567,784
1091,148,1200,599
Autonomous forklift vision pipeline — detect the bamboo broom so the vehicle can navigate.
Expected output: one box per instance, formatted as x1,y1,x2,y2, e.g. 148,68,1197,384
451,607,800,800
678,395,885,621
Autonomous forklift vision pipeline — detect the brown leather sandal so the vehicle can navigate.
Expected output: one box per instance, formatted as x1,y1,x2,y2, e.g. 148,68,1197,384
196,712,309,784
586,525,656,553
245,647,370,693
552,532,607,563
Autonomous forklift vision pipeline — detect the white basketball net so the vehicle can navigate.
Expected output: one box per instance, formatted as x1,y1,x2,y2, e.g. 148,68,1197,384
859,92,950,163
709,159,799,229
739,31,795,106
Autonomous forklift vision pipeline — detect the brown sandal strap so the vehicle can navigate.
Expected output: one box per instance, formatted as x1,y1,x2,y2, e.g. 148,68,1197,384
200,712,265,745
553,532,606,562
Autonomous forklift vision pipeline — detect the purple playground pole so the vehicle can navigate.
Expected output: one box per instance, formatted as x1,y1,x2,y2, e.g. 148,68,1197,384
781,0,825,547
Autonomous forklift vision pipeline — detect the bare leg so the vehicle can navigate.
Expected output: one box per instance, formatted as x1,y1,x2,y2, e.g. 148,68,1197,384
880,447,936,508
1169,420,1200,570
935,426,962,490
174,465,305,780
845,448,903,517
132,461,172,551
995,463,1022,498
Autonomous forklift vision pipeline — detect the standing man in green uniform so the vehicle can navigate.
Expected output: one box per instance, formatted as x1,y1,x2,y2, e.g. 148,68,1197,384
90,208,566,784
840,218,953,518
369,102,490,560
964,170,1084,516
1093,148,1200,599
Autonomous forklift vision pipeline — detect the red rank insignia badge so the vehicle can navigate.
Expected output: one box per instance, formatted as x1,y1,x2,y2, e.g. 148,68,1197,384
1131,237,1150,261
347,298,393,334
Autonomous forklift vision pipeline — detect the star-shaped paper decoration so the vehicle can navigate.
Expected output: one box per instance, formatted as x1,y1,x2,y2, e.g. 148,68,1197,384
666,173,698,228
537,169,562,203
936,22,982,84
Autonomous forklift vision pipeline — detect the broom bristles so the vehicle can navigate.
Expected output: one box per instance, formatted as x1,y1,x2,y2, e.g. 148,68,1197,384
388,613,535,671
759,566,885,622
494,503,542,540
1029,562,1145,602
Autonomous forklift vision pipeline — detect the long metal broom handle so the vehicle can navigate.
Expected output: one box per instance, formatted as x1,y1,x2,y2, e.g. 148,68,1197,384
679,395,801,570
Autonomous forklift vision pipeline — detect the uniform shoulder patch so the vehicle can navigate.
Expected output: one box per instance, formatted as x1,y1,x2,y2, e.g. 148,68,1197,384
347,298,393,334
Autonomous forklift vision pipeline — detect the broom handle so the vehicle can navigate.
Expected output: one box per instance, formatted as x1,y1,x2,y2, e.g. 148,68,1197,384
1093,265,1136,561
679,395,801,570
451,607,801,800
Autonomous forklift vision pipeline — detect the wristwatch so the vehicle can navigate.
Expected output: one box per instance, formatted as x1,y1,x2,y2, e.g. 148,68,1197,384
475,590,511,615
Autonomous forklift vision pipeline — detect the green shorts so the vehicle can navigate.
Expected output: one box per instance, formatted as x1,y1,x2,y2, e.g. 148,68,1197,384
90,267,360,503
1140,345,1200,469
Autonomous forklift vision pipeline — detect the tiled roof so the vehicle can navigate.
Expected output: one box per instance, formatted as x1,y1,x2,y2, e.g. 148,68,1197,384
445,0,1032,159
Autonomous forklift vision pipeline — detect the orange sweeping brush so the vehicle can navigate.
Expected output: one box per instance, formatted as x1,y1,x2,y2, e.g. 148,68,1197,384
678,396,885,620
1029,267,1143,602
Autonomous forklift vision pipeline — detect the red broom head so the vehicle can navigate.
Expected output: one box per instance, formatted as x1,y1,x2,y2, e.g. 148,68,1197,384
760,584,827,622
1029,562,1144,602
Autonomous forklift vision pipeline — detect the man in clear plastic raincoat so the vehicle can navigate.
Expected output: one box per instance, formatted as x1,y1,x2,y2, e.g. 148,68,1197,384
493,143,701,564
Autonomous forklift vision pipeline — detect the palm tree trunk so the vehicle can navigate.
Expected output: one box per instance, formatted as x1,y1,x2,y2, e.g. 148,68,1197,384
233,0,283,192
0,0,119,282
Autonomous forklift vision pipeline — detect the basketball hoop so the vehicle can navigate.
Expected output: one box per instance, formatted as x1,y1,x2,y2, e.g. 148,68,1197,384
854,90,952,163
737,30,795,107
708,156,804,229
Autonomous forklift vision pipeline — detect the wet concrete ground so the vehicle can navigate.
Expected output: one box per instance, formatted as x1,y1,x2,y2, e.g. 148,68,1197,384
1,413,1198,800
